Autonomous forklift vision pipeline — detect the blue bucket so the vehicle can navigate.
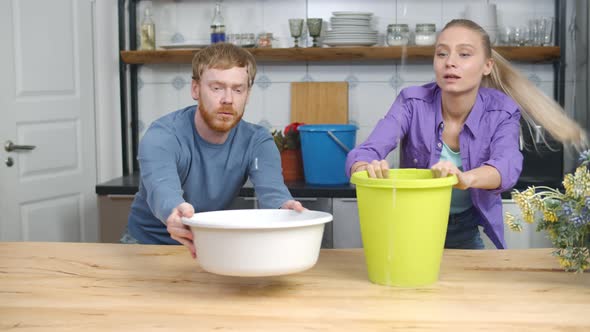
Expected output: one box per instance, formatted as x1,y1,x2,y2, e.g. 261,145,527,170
298,124,358,185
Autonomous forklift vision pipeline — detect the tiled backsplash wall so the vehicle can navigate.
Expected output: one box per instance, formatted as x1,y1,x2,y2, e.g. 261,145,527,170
135,0,557,167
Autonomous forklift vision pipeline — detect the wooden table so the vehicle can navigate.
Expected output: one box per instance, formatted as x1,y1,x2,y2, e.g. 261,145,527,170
1,242,589,331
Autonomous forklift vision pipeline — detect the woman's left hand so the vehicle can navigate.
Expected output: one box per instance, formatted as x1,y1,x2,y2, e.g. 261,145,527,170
431,160,472,190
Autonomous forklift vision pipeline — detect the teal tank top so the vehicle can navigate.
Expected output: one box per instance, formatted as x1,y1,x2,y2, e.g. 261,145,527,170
439,142,473,214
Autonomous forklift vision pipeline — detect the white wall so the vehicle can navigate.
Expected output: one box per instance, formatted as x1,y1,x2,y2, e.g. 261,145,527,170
93,0,561,179
133,0,557,171
94,0,122,183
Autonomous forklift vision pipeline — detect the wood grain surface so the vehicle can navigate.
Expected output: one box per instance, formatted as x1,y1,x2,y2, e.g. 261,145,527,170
290,82,348,124
120,46,561,64
1,242,589,331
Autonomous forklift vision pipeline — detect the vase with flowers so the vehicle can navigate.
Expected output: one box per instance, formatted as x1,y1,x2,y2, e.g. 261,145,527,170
272,122,305,182
505,150,590,273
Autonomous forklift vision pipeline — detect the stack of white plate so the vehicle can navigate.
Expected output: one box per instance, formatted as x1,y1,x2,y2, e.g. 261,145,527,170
324,11,378,47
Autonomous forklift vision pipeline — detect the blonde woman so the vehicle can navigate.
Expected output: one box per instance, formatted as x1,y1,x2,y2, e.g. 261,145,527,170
346,19,586,249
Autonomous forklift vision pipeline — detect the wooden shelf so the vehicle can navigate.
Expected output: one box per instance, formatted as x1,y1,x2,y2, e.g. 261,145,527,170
121,46,561,64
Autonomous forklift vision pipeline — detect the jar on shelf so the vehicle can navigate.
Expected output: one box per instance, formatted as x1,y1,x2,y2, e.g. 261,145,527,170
257,32,274,48
415,23,437,46
227,33,238,45
386,24,409,46
239,33,256,47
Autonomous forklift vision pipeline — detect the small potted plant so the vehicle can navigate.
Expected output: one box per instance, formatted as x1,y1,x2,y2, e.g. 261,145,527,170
505,150,590,273
272,122,305,182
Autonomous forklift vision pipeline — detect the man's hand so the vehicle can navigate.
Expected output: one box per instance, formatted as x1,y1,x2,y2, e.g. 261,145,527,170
166,202,196,258
351,160,390,178
430,160,472,190
281,200,305,212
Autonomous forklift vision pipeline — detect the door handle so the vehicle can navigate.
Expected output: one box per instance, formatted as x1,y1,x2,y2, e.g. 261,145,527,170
292,197,318,202
4,140,36,152
534,125,544,144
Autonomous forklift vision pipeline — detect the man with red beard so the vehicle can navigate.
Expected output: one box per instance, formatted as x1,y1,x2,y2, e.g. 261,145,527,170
125,43,304,257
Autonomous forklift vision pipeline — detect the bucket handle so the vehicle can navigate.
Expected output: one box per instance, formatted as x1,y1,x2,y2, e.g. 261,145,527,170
327,131,351,153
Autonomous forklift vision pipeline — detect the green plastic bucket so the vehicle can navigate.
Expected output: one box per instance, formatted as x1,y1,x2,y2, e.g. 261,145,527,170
350,169,457,287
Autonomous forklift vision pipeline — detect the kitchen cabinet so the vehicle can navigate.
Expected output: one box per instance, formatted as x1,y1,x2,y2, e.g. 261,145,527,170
501,200,552,249
329,198,553,250
329,199,554,250
481,200,553,249
98,193,337,248
294,197,333,249
98,195,135,243
98,193,554,249
226,196,257,210
95,175,344,247
332,198,362,248
98,195,257,243
328,197,554,250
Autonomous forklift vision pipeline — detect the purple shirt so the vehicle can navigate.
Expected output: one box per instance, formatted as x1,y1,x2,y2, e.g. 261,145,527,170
346,82,523,249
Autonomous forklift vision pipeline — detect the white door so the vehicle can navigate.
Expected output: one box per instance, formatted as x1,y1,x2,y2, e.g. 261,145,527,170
0,0,98,242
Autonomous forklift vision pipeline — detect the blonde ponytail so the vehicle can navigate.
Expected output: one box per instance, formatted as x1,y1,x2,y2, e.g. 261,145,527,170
442,19,587,149
484,50,586,148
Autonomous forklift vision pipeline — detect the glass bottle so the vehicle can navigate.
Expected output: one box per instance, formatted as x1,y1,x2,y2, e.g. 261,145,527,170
140,7,156,50
210,1,226,44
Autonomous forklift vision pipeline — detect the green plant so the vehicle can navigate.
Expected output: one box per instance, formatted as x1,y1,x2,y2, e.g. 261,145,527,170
272,122,304,152
505,150,590,273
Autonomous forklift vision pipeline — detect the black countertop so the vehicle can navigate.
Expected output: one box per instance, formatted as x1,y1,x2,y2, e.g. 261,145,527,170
95,173,356,198
95,173,563,200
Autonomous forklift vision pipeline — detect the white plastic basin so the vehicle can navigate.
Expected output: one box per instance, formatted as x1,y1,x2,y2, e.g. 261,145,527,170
182,209,333,277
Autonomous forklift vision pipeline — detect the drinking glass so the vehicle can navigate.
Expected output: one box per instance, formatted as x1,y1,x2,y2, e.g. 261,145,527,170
513,26,529,46
306,18,323,47
289,19,304,48
541,17,554,46
498,26,512,46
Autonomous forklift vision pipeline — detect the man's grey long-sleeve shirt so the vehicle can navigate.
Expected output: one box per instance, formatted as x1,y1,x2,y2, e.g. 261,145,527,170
128,106,292,244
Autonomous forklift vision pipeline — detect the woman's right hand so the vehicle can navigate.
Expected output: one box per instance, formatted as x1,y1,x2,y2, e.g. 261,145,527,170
166,202,196,258
351,160,390,178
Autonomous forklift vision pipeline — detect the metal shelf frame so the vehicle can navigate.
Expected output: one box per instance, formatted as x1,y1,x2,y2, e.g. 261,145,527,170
118,0,567,176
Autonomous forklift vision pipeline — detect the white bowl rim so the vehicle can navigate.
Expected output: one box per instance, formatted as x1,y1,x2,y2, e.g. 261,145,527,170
182,209,333,230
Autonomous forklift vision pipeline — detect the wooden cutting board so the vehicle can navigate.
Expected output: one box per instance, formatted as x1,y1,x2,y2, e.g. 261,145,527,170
290,82,348,124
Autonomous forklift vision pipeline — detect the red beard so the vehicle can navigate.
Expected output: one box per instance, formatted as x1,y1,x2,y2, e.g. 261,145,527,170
198,103,243,133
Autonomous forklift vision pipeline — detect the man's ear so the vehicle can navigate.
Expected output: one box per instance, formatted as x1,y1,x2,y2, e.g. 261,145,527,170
245,87,251,105
191,80,199,101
